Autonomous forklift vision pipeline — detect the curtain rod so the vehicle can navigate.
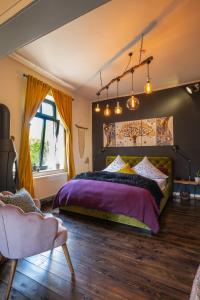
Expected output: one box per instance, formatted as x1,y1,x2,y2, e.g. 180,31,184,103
23,74,75,101
96,56,153,96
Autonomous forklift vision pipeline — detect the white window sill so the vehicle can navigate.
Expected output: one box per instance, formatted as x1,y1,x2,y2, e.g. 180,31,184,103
33,169,67,178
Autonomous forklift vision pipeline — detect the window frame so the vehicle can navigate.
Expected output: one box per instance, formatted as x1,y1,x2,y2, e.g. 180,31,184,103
31,99,61,171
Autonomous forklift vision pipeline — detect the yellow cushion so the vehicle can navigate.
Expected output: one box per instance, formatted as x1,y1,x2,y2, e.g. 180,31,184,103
118,163,136,174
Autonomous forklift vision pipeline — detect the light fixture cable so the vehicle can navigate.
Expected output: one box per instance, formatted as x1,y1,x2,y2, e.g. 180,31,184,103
139,34,144,64
99,71,103,88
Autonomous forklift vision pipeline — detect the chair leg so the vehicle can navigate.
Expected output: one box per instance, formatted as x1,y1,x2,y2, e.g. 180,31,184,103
6,259,18,300
62,244,74,275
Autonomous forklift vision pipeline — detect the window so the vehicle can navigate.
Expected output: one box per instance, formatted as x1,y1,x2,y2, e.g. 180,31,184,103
30,98,65,172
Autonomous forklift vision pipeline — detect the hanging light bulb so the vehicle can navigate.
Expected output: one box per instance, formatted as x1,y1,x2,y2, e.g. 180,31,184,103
104,104,111,116
144,61,153,94
127,95,139,110
114,78,122,115
126,70,139,110
114,102,122,114
95,103,100,112
94,93,101,112
144,80,153,94
104,87,111,116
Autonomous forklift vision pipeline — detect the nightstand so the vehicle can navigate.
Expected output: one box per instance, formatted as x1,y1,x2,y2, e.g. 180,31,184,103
173,180,200,200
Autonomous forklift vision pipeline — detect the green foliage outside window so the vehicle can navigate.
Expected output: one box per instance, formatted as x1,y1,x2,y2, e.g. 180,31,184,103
30,138,49,169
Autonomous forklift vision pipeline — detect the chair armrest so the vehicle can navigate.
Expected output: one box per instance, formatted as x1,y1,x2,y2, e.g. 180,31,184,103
33,199,41,209
0,205,59,259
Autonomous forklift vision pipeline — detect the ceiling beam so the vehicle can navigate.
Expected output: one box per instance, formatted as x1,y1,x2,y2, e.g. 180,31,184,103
0,0,110,59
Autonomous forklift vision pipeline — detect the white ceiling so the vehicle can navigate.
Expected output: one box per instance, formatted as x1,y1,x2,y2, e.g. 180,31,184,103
15,0,200,100
0,0,33,25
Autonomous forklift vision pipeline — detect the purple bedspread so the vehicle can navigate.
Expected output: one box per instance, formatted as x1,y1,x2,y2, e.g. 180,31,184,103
53,179,160,233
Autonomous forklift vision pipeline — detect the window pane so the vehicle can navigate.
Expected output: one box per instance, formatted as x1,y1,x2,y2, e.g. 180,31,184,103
42,120,55,170
55,124,65,170
42,102,54,116
42,121,65,171
29,117,43,170
30,100,66,173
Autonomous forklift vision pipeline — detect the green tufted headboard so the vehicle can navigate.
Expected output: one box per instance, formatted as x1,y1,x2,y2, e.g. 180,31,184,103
106,156,173,185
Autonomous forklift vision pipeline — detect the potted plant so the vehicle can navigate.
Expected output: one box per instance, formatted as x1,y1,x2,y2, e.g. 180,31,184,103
195,169,200,183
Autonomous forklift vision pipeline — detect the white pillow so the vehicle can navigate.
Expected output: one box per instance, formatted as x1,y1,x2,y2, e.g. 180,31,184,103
103,155,126,172
133,156,168,179
153,178,167,191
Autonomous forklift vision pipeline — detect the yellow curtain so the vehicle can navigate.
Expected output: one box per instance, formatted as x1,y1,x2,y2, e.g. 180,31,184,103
19,76,50,196
52,88,75,179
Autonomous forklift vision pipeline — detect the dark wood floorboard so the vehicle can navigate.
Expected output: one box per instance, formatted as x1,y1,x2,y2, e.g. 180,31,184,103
0,198,200,300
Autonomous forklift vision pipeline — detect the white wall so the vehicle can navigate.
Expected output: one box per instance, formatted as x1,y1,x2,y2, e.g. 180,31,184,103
72,94,92,173
0,56,92,199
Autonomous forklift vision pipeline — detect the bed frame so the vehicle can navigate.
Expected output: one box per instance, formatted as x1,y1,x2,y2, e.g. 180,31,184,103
60,156,173,233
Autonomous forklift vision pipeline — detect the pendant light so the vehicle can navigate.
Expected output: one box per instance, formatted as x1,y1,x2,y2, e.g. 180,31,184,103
126,70,139,110
104,87,111,116
94,93,101,112
94,103,100,112
114,78,122,115
144,60,153,94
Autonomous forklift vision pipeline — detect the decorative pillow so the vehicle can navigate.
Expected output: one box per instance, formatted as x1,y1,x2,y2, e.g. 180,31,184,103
133,156,168,179
0,188,43,215
103,155,126,172
0,199,5,206
153,178,167,191
118,163,136,174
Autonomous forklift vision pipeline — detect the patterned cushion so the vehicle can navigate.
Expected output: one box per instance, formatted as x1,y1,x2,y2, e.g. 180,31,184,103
103,155,126,172
153,178,167,191
0,200,5,206
118,163,136,174
0,188,43,215
133,156,168,179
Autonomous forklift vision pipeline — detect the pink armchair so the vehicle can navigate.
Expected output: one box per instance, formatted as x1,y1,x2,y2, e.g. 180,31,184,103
0,202,74,300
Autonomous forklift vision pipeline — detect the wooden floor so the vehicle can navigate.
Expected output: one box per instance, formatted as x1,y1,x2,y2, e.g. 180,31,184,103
0,198,200,300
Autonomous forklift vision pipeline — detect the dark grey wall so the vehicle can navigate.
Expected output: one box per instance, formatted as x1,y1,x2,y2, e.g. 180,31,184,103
92,85,200,180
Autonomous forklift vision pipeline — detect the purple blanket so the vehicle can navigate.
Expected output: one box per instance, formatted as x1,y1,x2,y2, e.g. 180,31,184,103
53,179,160,233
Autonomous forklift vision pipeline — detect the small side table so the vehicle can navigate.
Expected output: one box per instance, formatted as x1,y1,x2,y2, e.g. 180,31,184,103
174,180,200,200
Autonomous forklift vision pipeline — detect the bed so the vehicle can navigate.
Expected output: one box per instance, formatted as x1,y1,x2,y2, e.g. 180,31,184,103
54,156,173,234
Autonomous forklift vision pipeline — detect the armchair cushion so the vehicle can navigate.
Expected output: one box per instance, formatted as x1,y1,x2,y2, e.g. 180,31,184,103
0,188,43,215
33,199,41,209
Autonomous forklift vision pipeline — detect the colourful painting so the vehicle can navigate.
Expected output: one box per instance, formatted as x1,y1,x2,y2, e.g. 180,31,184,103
156,116,173,145
141,118,156,146
103,116,173,147
116,120,142,146
103,123,116,147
